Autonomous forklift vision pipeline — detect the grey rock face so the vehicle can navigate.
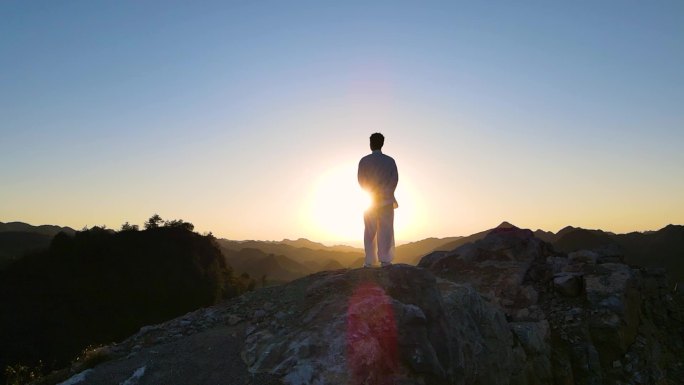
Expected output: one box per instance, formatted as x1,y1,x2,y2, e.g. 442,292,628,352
40,227,684,385
418,227,555,314
553,273,583,297
420,226,684,384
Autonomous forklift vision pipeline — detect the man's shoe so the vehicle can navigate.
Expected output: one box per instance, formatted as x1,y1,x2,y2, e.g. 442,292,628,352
380,262,392,267
363,263,373,268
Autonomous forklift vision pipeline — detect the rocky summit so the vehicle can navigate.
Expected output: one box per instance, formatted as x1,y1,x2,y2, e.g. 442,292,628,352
42,227,683,385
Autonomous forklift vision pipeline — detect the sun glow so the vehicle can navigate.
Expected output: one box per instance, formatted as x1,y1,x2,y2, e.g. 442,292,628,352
305,162,421,244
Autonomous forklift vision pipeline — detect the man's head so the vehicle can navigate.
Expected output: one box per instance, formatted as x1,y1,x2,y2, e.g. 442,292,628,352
370,132,384,151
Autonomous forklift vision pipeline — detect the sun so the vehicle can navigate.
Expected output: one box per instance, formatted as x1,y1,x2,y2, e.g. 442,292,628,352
305,162,420,245
306,164,370,244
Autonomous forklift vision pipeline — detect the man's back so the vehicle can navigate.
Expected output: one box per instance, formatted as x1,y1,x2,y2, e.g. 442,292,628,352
358,133,398,267
358,150,398,208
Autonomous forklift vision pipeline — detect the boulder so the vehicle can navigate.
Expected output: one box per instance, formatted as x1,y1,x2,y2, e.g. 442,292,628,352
568,250,599,264
553,273,583,297
418,226,556,313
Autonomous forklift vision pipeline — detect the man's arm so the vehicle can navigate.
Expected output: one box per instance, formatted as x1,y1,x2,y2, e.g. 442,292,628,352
389,159,398,191
357,159,367,189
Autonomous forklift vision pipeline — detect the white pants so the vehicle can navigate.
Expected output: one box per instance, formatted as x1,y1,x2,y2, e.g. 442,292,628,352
363,204,395,265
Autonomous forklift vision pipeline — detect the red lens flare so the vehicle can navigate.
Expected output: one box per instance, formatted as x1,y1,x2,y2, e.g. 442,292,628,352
346,282,399,384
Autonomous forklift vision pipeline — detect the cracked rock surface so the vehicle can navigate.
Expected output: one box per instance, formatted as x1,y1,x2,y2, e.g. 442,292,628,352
40,227,683,385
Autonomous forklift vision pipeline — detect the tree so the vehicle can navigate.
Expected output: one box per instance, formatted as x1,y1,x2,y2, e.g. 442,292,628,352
144,214,163,230
120,222,139,232
163,219,194,232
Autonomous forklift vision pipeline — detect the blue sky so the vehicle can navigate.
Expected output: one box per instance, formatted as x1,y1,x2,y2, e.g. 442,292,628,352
1,1,682,243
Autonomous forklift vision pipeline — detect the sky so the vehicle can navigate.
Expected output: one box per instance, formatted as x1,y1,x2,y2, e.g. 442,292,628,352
1,1,683,245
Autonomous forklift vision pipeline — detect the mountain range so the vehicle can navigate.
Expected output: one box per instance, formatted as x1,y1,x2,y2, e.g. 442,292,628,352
36,224,684,385
0,221,76,268
1,219,682,384
2,220,683,286
548,224,684,284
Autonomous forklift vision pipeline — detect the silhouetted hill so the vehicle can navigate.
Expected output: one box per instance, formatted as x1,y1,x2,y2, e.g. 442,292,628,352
217,239,362,268
533,229,557,242
319,258,345,270
622,225,684,282
551,225,684,284
220,236,464,272
553,228,618,253
221,247,313,284
433,223,683,285
0,226,252,381
0,231,52,269
0,222,77,269
393,236,461,264
220,222,684,287
432,221,517,260
349,256,365,268
280,238,361,253
0,221,76,237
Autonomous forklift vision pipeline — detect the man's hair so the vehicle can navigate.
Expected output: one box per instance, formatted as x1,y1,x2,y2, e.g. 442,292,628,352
370,133,384,150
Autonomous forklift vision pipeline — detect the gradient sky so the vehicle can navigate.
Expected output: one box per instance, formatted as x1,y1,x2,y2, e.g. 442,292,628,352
1,1,683,245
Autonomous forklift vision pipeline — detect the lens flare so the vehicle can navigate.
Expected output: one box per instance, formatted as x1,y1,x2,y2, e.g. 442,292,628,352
346,282,398,384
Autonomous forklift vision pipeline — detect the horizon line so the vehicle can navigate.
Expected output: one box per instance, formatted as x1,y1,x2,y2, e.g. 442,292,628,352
2,219,681,248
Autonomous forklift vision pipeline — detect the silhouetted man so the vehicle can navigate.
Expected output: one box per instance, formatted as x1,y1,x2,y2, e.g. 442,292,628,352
358,133,398,267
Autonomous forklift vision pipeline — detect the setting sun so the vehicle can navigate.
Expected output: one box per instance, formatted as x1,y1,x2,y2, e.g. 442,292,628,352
306,163,370,244
304,161,422,245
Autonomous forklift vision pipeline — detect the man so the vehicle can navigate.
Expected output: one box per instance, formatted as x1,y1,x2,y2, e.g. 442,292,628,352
358,133,398,267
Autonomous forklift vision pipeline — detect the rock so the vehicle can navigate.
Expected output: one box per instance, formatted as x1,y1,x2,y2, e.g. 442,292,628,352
515,307,530,320
593,244,624,264
227,314,241,325
239,266,461,385
438,280,519,385
510,321,553,384
547,256,569,274
553,272,583,297
253,309,267,319
419,226,554,312
568,250,599,264
41,228,684,385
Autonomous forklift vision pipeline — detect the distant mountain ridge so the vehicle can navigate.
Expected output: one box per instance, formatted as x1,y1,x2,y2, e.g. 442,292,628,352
216,236,463,280
216,239,363,267
221,247,320,284
216,238,362,285
3,219,682,285
427,221,517,263
550,224,684,284
280,238,361,253
0,221,76,237
434,221,684,286
393,236,462,264
0,221,76,268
